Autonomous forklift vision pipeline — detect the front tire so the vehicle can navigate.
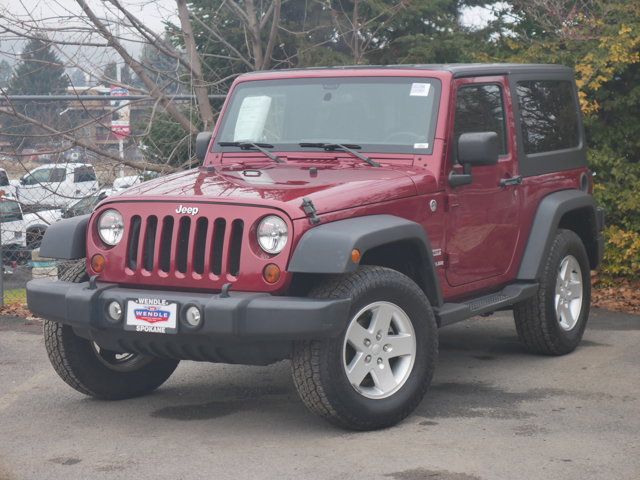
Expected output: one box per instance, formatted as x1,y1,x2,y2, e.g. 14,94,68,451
514,229,591,355
44,259,179,400
291,266,438,430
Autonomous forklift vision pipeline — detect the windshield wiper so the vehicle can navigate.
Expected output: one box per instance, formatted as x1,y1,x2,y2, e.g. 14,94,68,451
299,143,380,167
218,141,285,163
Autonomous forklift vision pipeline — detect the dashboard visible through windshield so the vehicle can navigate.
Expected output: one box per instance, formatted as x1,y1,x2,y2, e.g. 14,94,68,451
215,77,441,155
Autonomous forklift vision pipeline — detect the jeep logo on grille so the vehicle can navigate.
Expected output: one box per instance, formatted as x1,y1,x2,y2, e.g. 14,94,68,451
176,204,199,216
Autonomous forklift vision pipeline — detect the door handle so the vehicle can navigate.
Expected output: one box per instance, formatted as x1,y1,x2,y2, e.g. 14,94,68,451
499,175,523,187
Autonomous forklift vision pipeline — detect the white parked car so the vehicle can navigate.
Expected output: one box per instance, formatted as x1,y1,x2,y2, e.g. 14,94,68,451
0,168,17,198
0,196,26,262
23,208,63,249
111,171,160,193
16,163,99,208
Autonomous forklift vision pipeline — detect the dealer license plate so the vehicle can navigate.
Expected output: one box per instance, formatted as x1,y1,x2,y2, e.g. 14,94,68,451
125,298,178,334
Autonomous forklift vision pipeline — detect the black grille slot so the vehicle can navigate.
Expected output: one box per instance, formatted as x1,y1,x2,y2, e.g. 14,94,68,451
193,218,208,274
228,219,244,276
127,216,141,270
142,216,157,271
176,217,191,274
159,216,174,272
211,218,226,275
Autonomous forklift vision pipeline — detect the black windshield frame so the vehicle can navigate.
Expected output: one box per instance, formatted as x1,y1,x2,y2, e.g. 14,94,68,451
213,76,441,155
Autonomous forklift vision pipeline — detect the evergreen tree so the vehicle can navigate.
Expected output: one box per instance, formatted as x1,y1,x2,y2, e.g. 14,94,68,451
0,60,12,89
69,68,86,87
6,37,68,95
2,37,69,147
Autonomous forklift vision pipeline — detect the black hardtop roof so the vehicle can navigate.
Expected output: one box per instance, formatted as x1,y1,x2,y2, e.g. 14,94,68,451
244,63,574,78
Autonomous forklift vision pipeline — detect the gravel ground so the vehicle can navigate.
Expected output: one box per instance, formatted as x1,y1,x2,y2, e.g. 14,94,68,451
0,309,638,480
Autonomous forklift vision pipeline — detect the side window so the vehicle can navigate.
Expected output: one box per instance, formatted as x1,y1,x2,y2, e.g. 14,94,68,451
454,84,507,160
24,168,51,185
49,168,66,183
74,166,97,183
516,80,579,154
0,200,23,222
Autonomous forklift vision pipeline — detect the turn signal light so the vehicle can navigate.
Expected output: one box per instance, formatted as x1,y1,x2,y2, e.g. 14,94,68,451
351,249,361,264
91,254,106,273
263,263,281,284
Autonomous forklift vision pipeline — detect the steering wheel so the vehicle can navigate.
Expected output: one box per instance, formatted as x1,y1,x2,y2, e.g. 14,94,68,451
384,131,425,143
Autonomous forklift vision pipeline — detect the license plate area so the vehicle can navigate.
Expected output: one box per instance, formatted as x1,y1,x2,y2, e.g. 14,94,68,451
124,298,178,334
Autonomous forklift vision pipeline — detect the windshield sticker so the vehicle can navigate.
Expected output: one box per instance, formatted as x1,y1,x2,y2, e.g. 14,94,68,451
410,83,431,97
233,95,272,141
414,143,430,149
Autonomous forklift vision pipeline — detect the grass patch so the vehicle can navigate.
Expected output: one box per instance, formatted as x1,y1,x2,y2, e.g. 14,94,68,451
2,288,27,305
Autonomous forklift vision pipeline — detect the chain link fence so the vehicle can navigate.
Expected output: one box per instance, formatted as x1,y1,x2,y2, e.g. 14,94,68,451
0,153,147,307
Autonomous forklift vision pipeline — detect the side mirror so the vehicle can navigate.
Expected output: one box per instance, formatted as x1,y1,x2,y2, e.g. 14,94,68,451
449,132,499,187
195,131,213,162
458,132,499,166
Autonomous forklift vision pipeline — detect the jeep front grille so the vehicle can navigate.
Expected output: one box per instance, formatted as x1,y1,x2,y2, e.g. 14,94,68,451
126,214,245,278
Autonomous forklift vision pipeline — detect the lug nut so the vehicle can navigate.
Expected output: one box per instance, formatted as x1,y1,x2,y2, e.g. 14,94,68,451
364,339,371,347
376,331,382,341
377,358,383,365
383,344,391,352
365,355,372,363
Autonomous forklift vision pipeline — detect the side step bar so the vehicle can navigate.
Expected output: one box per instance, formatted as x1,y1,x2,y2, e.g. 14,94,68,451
434,282,538,327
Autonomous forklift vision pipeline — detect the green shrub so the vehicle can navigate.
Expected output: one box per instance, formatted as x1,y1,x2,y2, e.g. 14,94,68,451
600,226,640,280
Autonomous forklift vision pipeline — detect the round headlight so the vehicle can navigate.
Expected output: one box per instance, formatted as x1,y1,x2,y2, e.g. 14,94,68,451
97,209,124,246
257,215,288,254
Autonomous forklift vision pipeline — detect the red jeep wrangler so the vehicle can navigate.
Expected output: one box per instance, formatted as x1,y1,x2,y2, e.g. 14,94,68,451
28,64,604,430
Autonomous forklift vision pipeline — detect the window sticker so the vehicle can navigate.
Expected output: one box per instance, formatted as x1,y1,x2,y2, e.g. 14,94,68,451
233,95,272,141
414,143,430,149
410,83,431,97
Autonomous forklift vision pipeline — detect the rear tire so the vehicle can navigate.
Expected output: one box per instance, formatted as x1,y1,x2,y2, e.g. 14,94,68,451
44,259,179,400
291,266,438,430
514,229,591,355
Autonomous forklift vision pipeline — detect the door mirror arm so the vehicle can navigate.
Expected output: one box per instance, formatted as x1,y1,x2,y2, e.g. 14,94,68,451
449,132,500,188
448,168,472,187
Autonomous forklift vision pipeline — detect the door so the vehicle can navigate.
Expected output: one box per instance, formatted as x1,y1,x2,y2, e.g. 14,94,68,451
445,78,521,287
70,166,99,205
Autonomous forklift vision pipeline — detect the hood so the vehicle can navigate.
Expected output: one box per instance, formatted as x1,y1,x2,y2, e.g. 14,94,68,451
109,160,429,219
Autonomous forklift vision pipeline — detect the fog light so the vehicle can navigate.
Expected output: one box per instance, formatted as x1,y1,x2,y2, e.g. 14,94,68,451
184,306,202,328
263,263,281,284
107,301,123,322
91,254,106,273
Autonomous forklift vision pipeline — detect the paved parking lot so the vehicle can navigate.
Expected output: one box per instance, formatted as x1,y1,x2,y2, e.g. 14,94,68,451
1,309,638,480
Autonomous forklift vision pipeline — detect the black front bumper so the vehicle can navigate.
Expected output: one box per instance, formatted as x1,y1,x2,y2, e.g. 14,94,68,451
27,279,351,363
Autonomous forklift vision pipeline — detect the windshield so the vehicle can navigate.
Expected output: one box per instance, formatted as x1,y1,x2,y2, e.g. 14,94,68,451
70,194,98,212
215,77,440,154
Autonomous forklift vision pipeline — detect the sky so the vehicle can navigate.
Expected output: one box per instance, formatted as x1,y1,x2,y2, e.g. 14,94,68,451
0,0,496,69
0,0,178,66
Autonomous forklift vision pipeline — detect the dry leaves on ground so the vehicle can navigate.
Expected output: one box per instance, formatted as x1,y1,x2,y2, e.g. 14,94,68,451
592,278,640,314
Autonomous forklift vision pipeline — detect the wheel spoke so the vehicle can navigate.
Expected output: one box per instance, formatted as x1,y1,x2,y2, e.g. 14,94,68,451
369,303,394,335
567,281,582,298
371,360,396,393
347,322,370,351
386,334,414,358
560,259,570,282
559,301,572,326
345,352,370,387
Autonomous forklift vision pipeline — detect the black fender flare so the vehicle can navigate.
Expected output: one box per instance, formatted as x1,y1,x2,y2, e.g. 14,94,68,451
288,214,443,307
39,214,90,259
517,189,601,280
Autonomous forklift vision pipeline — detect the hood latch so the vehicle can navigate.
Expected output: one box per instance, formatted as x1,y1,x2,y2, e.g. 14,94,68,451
301,197,320,225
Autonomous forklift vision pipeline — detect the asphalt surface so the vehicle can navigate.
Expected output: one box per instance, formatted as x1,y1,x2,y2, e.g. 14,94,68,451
0,309,638,480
